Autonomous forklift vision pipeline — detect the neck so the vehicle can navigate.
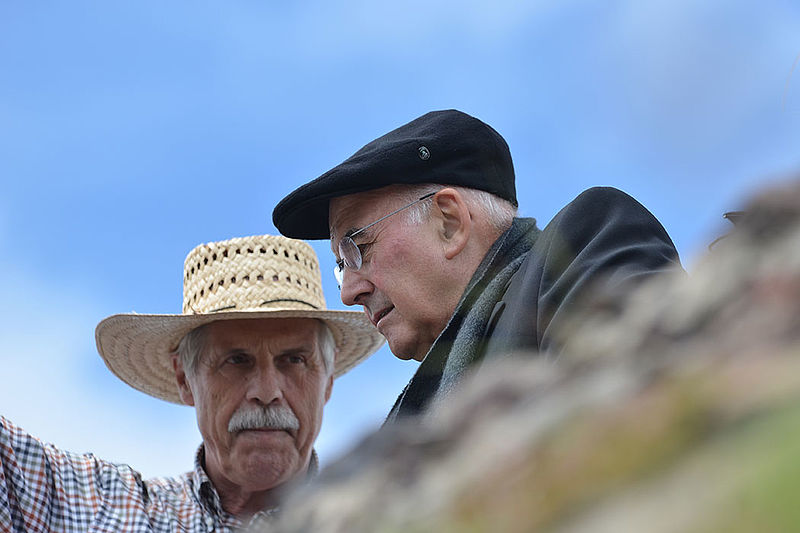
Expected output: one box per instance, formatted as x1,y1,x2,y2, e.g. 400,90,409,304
213,467,311,516
218,484,281,517
201,449,314,518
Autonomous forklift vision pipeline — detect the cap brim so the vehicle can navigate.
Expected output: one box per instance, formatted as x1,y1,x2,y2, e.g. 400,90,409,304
272,171,383,239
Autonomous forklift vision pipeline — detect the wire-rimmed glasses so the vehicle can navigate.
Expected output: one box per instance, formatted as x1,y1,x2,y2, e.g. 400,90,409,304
333,191,437,288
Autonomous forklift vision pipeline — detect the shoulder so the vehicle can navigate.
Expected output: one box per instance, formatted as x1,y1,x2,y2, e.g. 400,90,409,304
141,471,205,524
144,471,195,498
520,186,681,287
541,187,672,246
556,187,654,222
571,186,636,203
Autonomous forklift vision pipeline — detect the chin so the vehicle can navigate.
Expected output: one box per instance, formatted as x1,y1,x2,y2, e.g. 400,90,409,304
387,338,424,361
239,446,302,484
246,456,299,489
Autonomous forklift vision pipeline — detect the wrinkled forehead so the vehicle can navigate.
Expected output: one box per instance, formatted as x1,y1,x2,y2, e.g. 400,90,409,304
203,317,324,353
328,185,412,245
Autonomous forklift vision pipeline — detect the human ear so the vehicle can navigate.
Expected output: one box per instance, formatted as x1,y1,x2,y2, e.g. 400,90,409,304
432,188,471,259
172,352,196,406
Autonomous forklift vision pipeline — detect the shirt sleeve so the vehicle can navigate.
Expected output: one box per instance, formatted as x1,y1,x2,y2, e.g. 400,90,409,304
0,415,146,532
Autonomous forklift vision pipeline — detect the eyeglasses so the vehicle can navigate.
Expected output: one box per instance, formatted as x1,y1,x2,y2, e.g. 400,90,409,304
333,192,437,289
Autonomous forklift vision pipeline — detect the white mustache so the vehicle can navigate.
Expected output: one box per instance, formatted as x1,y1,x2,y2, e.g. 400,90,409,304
228,405,300,434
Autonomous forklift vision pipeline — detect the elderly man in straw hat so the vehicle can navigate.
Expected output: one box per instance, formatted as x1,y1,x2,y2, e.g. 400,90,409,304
0,234,383,532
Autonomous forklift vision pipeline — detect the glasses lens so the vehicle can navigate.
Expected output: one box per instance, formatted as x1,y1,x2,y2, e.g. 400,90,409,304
333,237,362,290
339,237,363,270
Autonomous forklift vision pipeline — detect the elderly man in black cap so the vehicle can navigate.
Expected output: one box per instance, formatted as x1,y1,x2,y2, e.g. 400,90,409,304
273,110,683,421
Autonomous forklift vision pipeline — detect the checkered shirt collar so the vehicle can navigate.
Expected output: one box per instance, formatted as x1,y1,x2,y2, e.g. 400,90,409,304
192,444,320,522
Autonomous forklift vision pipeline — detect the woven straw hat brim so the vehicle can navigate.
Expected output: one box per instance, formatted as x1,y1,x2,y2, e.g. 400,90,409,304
95,308,384,405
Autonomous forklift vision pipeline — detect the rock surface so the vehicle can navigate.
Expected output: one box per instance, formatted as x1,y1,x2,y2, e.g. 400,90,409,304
269,179,800,533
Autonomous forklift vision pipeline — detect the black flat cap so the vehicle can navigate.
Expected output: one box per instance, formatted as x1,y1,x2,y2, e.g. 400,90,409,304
272,109,517,239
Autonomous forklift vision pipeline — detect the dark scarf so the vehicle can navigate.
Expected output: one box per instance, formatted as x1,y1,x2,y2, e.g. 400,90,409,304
385,217,540,423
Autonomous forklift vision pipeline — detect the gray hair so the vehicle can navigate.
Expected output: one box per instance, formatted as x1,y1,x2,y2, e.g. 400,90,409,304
176,319,336,377
398,183,517,235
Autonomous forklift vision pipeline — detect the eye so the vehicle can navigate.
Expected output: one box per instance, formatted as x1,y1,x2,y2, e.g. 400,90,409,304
223,352,252,367
335,258,345,271
278,352,308,367
355,241,372,258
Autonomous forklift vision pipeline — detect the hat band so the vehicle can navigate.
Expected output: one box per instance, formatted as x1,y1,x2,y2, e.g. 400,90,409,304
200,298,321,314
260,298,320,310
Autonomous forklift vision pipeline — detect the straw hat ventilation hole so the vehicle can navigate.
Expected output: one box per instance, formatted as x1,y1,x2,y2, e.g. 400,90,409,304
188,245,319,303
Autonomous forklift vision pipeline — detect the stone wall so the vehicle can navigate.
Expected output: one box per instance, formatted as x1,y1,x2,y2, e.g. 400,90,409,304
270,178,800,533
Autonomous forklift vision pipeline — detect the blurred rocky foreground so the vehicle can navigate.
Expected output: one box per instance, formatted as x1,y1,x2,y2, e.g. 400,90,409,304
271,179,800,533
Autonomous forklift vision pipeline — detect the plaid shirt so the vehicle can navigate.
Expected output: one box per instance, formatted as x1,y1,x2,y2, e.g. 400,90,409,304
0,415,312,532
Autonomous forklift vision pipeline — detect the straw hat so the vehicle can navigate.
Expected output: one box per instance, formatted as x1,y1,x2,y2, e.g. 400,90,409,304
95,234,384,404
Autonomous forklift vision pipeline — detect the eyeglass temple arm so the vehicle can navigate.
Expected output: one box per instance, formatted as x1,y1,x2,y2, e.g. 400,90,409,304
349,191,437,239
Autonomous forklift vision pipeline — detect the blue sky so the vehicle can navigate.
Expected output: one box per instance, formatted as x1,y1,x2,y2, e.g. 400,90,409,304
1,1,798,479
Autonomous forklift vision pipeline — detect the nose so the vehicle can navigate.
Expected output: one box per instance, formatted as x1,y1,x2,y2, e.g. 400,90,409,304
245,362,284,406
339,267,373,307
